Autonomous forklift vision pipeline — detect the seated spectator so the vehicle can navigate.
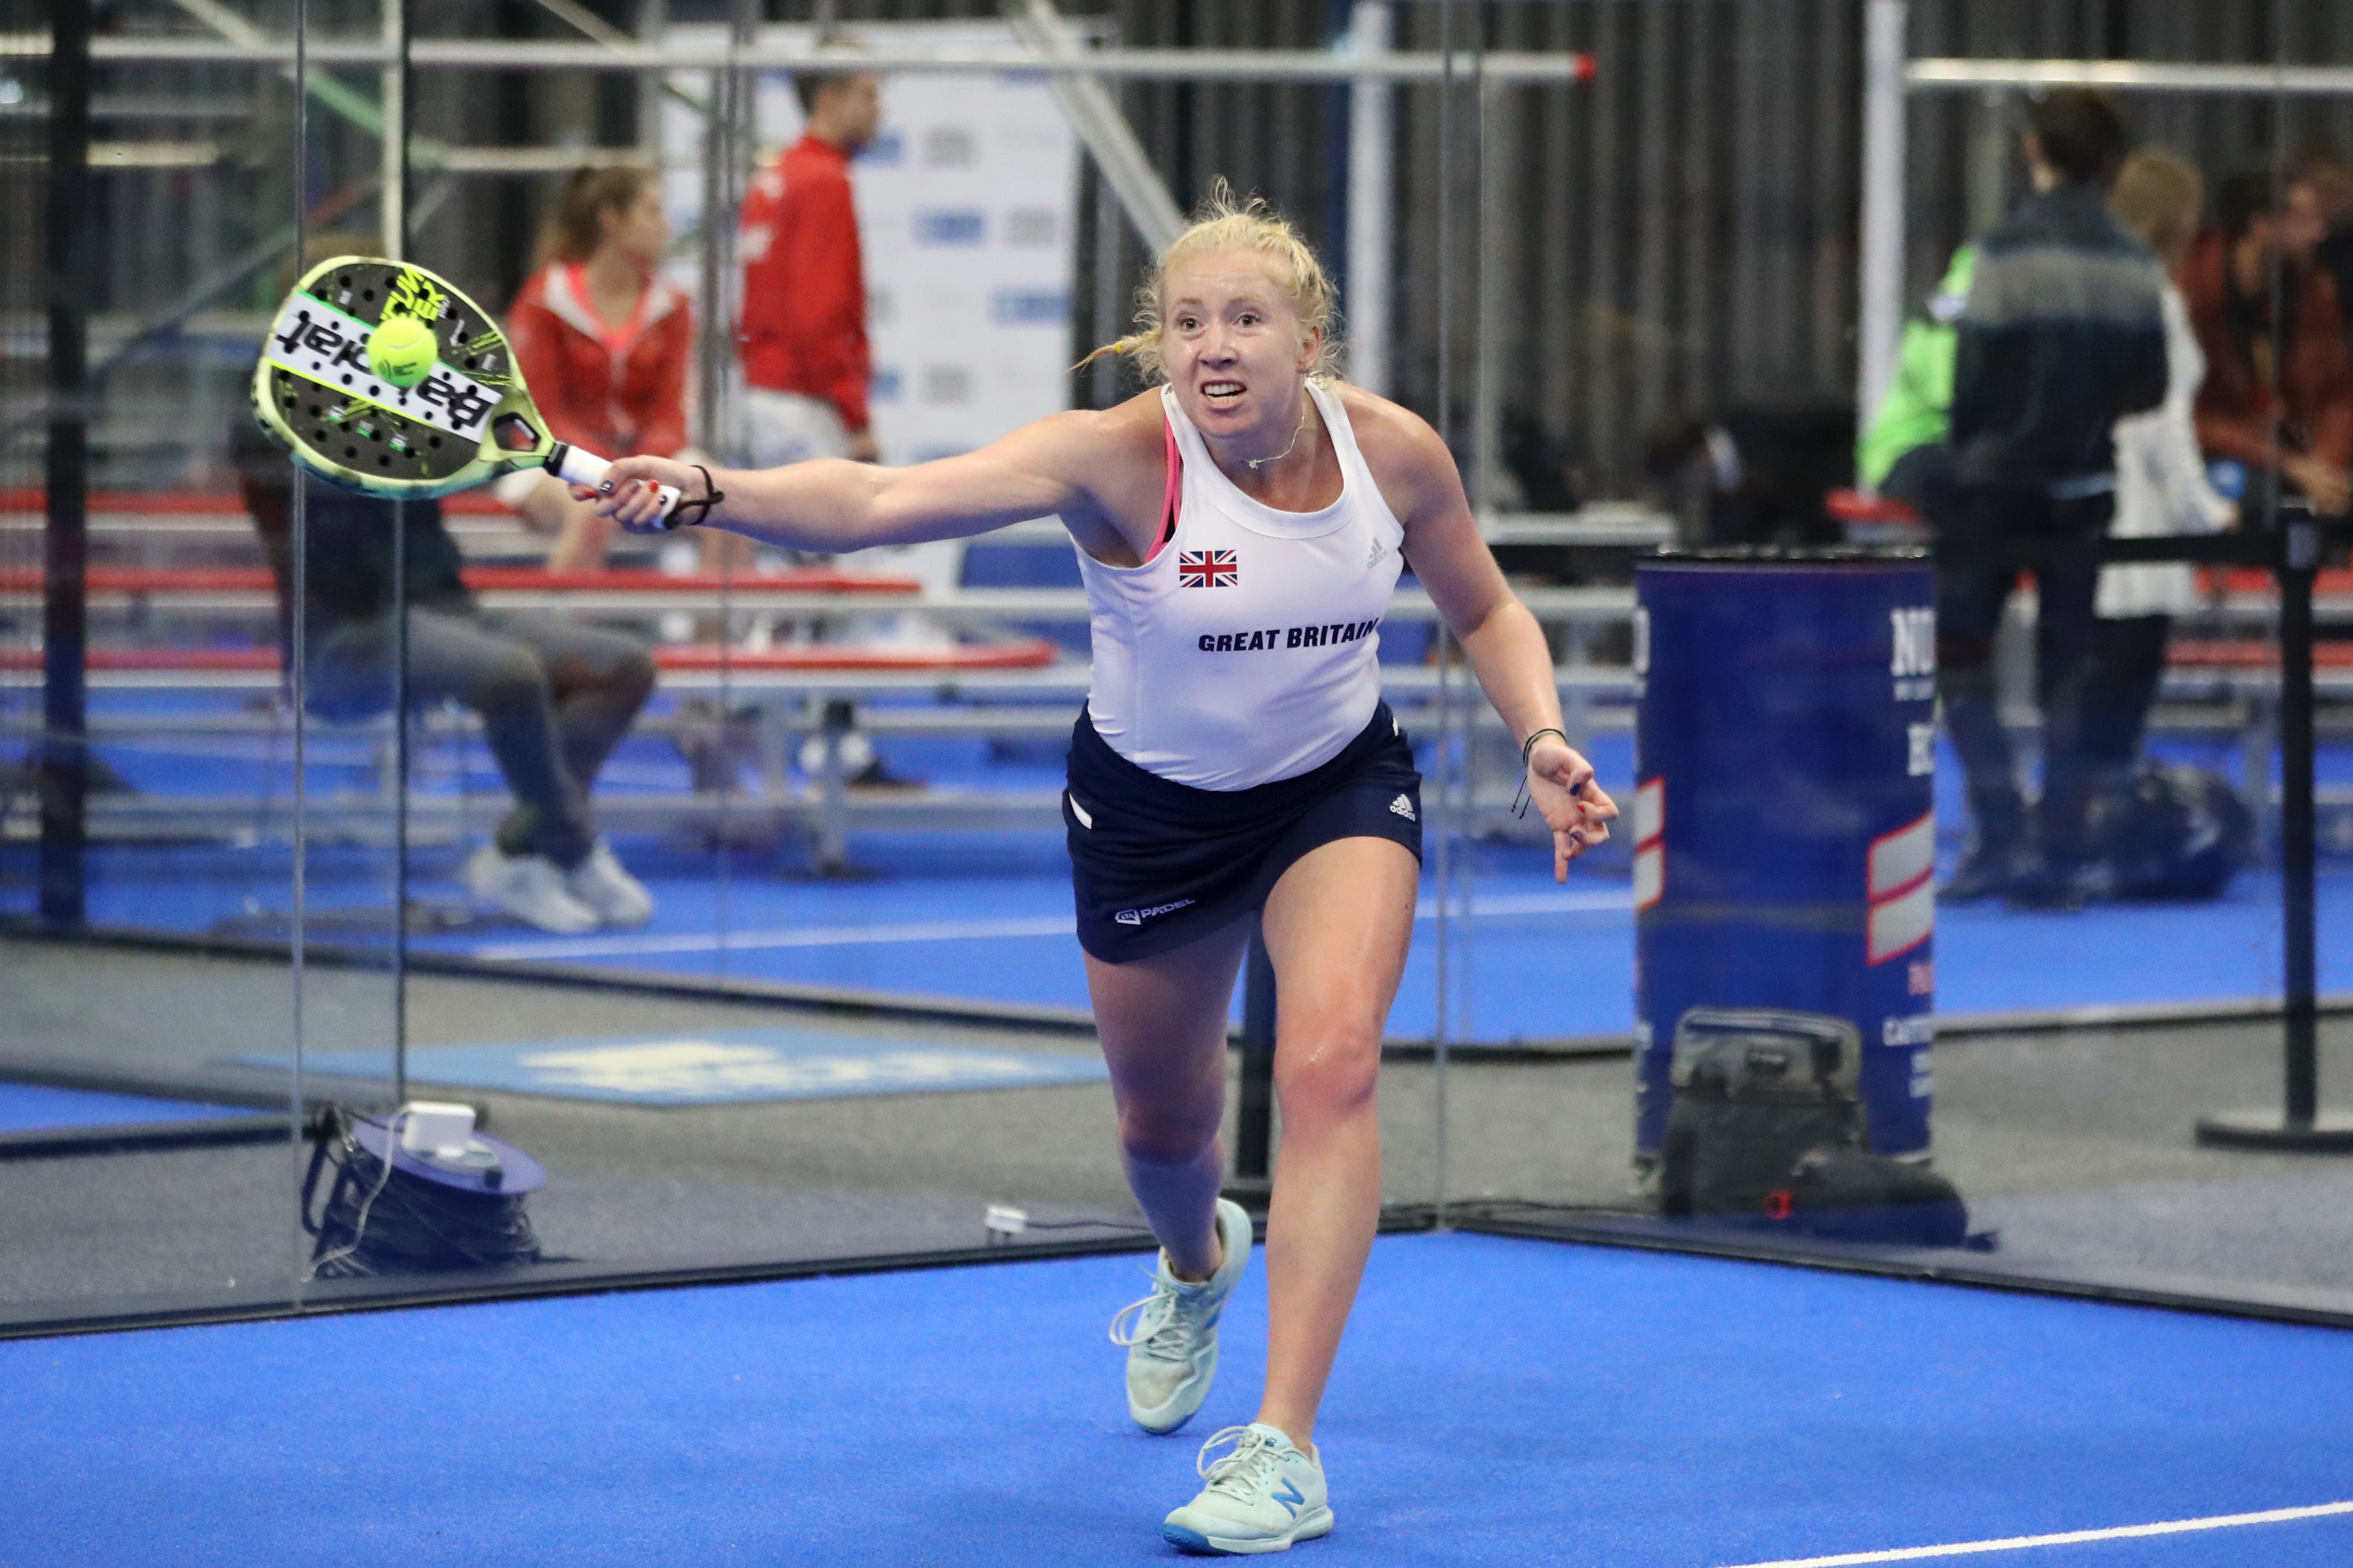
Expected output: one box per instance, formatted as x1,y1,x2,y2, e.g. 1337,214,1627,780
2180,169,2353,517
233,350,658,934
499,165,697,570
2299,148,2353,360
2089,150,2237,782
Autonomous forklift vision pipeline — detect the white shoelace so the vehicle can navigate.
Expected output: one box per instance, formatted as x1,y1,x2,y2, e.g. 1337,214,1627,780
1195,1425,1284,1496
1107,1271,1208,1363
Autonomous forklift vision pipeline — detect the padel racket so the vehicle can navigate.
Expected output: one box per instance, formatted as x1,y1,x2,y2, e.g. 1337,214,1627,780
250,255,681,519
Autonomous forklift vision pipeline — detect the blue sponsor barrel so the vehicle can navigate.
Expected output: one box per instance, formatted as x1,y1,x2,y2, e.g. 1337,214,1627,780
1632,547,1939,1164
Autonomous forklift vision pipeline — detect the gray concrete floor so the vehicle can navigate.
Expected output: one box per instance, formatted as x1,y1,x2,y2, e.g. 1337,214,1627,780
6,938,2353,1315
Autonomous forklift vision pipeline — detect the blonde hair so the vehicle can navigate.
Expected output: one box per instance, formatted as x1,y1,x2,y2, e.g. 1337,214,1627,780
533,164,658,270
2110,148,2205,267
1080,180,1339,384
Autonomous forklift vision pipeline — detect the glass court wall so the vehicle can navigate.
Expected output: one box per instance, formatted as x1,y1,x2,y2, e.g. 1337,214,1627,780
9,0,2353,1336
1431,0,2353,1325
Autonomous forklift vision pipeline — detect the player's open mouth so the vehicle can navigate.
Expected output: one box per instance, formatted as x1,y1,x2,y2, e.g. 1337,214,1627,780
1201,380,1246,404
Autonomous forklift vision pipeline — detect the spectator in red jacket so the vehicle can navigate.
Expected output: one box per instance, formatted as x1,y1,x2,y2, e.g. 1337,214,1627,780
501,165,697,570
738,68,881,471
2180,169,2353,517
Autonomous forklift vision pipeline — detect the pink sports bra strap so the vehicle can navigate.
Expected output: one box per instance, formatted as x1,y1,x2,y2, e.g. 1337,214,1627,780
1144,415,1182,565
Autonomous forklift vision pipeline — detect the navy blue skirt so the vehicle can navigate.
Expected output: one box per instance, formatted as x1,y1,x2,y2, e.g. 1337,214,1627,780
1063,703,1424,963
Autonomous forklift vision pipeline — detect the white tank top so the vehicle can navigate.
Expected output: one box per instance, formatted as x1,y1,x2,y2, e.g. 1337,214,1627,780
1077,381,1408,790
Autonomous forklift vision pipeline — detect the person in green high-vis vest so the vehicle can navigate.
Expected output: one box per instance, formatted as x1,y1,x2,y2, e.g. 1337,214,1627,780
1858,243,1975,517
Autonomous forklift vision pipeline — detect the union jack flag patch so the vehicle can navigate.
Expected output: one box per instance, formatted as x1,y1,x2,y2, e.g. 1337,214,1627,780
1177,548,1238,588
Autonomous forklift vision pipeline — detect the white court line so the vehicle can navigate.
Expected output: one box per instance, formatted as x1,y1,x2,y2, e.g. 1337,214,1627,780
472,915,1079,962
1717,1500,2353,1568
472,888,1633,963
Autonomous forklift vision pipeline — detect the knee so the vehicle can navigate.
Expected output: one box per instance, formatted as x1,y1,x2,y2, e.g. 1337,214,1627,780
1118,1098,1222,1169
1274,1030,1381,1129
476,647,549,714
614,646,657,709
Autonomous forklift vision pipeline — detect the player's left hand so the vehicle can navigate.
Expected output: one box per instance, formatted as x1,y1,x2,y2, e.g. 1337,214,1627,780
1524,733,1618,882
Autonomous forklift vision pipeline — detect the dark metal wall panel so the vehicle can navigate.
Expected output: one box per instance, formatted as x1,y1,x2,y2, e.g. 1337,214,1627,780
45,0,2353,498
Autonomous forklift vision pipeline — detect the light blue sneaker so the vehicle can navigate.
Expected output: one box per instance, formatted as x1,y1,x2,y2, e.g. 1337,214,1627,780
1108,1197,1253,1435
1162,1422,1333,1555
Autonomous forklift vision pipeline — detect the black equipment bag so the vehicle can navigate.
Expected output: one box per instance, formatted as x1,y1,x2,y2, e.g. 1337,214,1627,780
2086,762,2254,902
1777,1147,1970,1248
1659,1008,1971,1248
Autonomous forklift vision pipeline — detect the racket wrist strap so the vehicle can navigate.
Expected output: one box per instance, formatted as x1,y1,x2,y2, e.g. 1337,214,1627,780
1511,728,1572,820
670,464,725,529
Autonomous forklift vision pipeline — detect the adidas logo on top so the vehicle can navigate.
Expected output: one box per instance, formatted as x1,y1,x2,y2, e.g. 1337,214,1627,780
1390,793,1416,822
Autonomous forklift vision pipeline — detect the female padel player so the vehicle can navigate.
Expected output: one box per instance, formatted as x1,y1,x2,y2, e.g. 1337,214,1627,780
590,183,1617,1555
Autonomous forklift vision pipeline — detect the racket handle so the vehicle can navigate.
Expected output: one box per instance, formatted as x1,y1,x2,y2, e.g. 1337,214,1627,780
545,443,685,527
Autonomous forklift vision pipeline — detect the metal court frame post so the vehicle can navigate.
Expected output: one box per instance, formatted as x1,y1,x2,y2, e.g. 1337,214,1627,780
2193,512,2353,1151
40,0,93,930
387,0,411,1105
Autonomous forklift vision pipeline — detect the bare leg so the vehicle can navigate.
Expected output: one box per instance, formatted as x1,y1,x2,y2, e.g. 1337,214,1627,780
1254,837,1418,1452
1085,919,1252,1282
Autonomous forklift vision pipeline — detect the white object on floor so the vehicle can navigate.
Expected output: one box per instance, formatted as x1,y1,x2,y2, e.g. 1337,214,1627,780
396,1101,476,1158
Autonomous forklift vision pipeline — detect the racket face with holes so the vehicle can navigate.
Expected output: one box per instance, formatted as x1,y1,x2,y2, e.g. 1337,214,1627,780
250,256,559,501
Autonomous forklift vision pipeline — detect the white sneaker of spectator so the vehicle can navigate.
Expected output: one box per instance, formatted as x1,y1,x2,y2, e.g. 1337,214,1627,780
464,844,600,935
566,840,655,929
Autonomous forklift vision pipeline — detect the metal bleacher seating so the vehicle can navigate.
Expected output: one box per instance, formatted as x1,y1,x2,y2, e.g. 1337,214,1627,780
6,489,2345,864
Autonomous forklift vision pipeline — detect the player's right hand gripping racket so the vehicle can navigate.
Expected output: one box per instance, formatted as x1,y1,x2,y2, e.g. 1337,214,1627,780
250,255,683,520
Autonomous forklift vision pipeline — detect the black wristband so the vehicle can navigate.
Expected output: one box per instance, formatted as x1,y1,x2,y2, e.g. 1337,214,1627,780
1520,727,1570,766
667,464,725,530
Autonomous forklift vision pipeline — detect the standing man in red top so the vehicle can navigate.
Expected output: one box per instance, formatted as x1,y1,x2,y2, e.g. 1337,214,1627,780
735,64,926,789
739,68,881,471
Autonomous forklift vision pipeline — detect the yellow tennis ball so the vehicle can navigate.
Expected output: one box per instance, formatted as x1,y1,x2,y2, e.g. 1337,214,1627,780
367,314,438,388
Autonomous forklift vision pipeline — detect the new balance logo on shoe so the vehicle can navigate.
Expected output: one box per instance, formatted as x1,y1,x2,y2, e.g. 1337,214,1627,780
1273,1478,1306,1518
1390,793,1416,822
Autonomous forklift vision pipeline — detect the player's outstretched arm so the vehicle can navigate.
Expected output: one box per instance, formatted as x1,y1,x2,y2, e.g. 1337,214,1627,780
588,409,1114,551
1353,389,1620,881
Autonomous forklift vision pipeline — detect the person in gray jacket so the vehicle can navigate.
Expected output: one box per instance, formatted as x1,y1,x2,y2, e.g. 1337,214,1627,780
1940,90,2169,906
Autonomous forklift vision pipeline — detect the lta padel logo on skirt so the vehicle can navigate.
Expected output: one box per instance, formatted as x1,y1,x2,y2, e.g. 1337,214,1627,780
1178,549,1238,587
1114,898,1196,927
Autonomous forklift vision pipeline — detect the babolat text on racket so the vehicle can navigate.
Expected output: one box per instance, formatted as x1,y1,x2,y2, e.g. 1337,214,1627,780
250,255,682,519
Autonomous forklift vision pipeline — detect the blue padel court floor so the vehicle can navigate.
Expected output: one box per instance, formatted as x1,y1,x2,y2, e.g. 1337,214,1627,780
6,1233,2352,1566
0,1083,253,1136
14,713,2352,1039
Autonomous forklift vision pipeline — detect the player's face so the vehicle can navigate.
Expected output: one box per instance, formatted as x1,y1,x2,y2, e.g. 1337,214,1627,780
1160,250,1320,448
